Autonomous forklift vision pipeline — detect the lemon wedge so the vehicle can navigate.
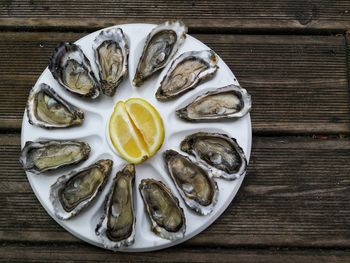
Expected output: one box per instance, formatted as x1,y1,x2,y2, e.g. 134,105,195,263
109,101,149,164
109,99,164,164
125,98,165,156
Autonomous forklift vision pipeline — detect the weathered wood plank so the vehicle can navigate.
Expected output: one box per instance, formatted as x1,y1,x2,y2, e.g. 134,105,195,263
346,35,350,99
1,244,350,263
0,32,349,133
1,134,349,247
1,1,350,32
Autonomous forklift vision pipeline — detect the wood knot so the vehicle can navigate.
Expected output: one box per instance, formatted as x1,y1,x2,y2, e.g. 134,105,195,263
295,2,318,25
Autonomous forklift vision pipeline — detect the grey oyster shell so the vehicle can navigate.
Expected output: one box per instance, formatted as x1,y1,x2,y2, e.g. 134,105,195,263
96,164,136,250
50,159,113,220
176,84,251,122
49,42,100,98
133,21,187,87
19,140,90,174
156,50,218,101
163,149,218,215
139,179,186,240
93,28,129,96
180,132,247,180
26,83,84,129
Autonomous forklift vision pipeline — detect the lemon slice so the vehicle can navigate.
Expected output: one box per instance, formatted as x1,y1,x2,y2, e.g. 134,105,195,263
109,101,149,164
125,98,165,156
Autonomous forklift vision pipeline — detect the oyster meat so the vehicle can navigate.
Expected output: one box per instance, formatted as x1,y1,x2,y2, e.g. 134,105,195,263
93,28,129,96
26,83,84,128
49,42,100,98
156,50,218,101
163,150,218,215
50,159,113,220
96,164,136,250
176,84,251,122
180,132,247,180
19,140,90,174
139,179,186,240
133,21,187,87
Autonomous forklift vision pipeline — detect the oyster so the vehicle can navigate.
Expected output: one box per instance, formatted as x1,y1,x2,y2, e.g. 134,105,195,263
93,28,129,96
163,150,218,215
133,21,187,87
19,140,90,174
139,179,185,240
96,164,136,250
49,42,100,98
26,83,84,128
50,159,113,220
176,84,251,122
180,132,247,180
156,50,218,101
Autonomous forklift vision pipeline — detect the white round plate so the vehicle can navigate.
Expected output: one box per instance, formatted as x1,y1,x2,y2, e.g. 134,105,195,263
21,23,252,252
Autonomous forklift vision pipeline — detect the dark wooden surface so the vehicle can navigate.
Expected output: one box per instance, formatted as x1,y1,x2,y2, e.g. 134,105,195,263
1,1,350,262
1,0,350,32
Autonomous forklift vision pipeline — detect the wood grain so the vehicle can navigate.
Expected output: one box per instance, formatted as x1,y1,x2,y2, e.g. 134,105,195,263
1,244,350,263
1,1,350,261
1,1,350,32
2,134,349,248
0,32,349,133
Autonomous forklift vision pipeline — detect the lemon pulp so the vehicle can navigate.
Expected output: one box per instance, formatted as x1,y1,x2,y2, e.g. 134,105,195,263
109,98,164,164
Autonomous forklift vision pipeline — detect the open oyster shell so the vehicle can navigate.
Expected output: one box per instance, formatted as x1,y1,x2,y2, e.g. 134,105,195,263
49,42,100,98
50,159,113,220
176,84,251,122
163,149,218,215
139,179,186,240
19,140,90,174
26,83,84,129
133,21,187,87
156,50,218,101
96,164,136,250
180,132,247,180
93,28,129,96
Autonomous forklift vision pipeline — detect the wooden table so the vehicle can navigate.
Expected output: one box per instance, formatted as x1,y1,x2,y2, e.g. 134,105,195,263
1,1,350,262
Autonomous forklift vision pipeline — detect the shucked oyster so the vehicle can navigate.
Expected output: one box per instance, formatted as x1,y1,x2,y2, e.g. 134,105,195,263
50,159,113,220
49,42,100,98
181,132,247,180
96,164,136,250
19,140,90,174
139,179,186,240
176,84,251,122
156,50,218,101
93,28,129,96
163,150,218,215
133,21,187,87
26,83,84,128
